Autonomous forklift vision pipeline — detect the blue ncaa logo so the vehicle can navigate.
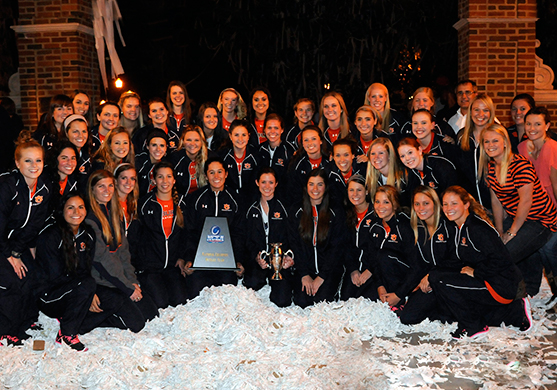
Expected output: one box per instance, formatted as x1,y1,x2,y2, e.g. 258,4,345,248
211,226,221,235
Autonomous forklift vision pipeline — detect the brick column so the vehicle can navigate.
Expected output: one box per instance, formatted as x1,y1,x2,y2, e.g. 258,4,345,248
11,0,100,130
454,0,537,124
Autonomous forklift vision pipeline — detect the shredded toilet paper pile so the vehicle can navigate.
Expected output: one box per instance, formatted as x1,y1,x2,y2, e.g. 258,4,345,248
1,282,556,389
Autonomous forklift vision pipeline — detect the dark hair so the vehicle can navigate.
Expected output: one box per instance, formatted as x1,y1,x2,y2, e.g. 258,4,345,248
166,80,192,124
70,90,93,125
46,140,79,195
249,87,272,121
511,93,536,111
229,119,251,134
96,101,121,118
54,192,92,275
153,161,184,228
412,108,434,122
332,138,357,155
256,166,278,182
264,113,284,130
204,156,226,175
299,169,331,245
374,185,401,215
38,94,73,138
291,125,329,167
345,174,369,227
196,102,226,150
455,80,477,93
525,106,551,125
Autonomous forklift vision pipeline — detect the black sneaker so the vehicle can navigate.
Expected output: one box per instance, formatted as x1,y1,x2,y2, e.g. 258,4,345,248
1,335,23,347
55,330,88,352
519,298,533,332
451,325,489,340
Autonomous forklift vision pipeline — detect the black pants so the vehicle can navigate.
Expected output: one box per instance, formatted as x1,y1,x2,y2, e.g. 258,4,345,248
38,277,96,336
398,289,454,325
429,270,523,331
293,271,342,308
0,255,37,338
340,272,380,301
88,285,158,333
137,267,188,309
243,266,295,307
186,270,238,300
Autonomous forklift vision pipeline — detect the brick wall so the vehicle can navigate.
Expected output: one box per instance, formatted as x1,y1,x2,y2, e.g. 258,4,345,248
13,0,100,130
455,0,538,126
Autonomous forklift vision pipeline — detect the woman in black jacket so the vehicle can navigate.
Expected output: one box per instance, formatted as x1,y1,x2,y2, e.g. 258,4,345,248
136,162,187,309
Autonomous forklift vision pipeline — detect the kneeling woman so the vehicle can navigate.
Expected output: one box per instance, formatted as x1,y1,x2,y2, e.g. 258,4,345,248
371,186,422,307
289,169,347,308
429,186,531,339
86,170,158,332
36,193,120,351
136,162,188,309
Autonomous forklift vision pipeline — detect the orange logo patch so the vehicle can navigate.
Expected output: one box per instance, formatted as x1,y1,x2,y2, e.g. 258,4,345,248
170,141,175,148
224,204,230,211
277,158,284,166
365,219,371,225
274,212,281,218
437,233,444,241
80,242,86,250
244,163,251,170
390,234,397,241
34,195,43,204
461,237,466,245
79,166,85,173
428,182,436,188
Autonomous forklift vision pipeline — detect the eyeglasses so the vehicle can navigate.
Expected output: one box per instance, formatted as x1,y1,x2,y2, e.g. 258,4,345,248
457,91,476,97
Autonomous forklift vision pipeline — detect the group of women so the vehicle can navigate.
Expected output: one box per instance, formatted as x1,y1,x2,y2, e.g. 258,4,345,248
1,80,554,351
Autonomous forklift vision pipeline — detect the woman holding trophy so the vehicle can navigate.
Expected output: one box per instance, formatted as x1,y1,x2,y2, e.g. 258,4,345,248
244,167,294,307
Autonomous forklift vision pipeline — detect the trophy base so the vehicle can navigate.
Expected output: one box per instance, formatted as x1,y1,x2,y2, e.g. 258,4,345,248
271,273,283,281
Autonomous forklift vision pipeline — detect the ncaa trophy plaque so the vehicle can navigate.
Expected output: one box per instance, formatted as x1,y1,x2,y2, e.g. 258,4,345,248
191,217,239,271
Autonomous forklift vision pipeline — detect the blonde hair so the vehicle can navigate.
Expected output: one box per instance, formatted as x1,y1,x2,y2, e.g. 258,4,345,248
94,127,135,173
364,83,391,132
478,124,512,186
459,93,495,152
410,186,441,244
87,170,122,246
365,138,404,199
217,88,247,120
318,92,351,139
177,125,208,188
411,87,435,114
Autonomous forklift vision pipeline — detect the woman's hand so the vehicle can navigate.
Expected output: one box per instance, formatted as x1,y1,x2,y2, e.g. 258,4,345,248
256,252,269,269
282,255,294,269
502,231,515,244
460,266,475,277
235,262,245,277
312,276,324,294
356,154,369,163
383,293,401,306
377,285,387,301
7,256,27,279
418,274,432,293
175,259,187,277
359,269,372,285
302,275,314,295
89,294,103,312
350,270,362,286
130,283,142,302
183,261,194,275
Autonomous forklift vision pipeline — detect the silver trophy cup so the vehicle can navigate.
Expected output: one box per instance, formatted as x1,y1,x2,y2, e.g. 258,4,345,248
260,243,293,280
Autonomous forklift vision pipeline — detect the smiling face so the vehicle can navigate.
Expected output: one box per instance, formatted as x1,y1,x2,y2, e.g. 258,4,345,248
183,130,203,160
264,119,283,148
307,175,326,205
252,91,269,115
97,105,120,133
206,161,227,192
355,110,376,137
442,192,469,226
147,137,167,163
57,147,77,179
202,107,218,132
471,100,491,130
122,97,140,121
412,111,435,142
54,105,73,127
333,144,354,174
456,83,476,110
256,173,277,201
525,114,550,142
323,96,342,124
72,93,90,116
222,91,238,114
374,191,395,221
230,126,249,151
295,102,314,125
412,92,434,112
170,85,185,108
413,192,435,224
110,132,130,159
66,120,88,150
302,129,322,159
93,177,115,205
511,99,532,127
367,87,387,113
116,168,137,197
148,102,168,127
369,143,390,174
63,196,86,233
482,130,506,161
347,181,367,209
16,147,44,185
398,144,423,170
155,167,175,197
